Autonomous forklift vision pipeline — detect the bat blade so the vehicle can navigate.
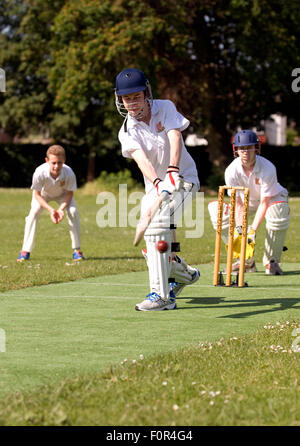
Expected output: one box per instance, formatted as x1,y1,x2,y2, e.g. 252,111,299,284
133,191,169,246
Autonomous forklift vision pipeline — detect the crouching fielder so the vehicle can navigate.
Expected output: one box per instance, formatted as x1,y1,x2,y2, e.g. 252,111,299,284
17,145,85,262
208,130,290,275
115,68,200,311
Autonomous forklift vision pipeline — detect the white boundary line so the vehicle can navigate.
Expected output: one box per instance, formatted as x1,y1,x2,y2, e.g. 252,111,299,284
66,282,300,292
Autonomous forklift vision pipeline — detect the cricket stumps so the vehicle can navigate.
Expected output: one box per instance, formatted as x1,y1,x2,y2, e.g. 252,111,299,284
213,185,249,287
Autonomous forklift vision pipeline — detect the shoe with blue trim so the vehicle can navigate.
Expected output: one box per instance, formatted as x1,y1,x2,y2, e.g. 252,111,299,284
135,291,177,312
169,268,200,297
73,249,85,261
17,251,30,262
169,281,185,297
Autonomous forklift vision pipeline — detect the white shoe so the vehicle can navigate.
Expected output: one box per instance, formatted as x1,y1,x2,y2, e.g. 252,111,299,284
265,260,283,275
135,292,177,312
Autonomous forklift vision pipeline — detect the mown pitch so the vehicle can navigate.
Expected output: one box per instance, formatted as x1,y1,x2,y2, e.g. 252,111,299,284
0,262,299,397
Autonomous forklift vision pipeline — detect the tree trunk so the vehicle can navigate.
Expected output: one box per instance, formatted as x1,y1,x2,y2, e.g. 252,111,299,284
86,147,96,182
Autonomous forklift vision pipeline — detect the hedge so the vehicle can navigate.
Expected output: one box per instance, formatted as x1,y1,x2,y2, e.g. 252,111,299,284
0,143,299,193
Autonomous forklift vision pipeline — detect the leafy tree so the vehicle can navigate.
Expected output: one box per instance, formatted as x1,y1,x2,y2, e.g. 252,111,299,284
1,0,299,180
0,0,64,136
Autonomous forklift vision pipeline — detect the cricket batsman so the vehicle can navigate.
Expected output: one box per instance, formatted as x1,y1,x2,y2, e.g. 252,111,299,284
208,129,290,275
115,68,200,311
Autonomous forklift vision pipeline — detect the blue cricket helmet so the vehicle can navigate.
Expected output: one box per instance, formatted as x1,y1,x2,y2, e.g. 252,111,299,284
233,130,261,156
115,68,153,117
234,130,259,147
115,68,149,96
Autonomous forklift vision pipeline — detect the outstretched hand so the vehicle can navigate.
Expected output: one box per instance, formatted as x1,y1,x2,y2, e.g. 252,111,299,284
50,209,64,224
56,209,65,223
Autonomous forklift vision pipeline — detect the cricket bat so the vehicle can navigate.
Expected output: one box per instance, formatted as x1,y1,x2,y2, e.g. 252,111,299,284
133,191,170,246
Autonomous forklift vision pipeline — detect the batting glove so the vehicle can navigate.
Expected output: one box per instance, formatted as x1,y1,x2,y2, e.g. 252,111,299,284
163,166,184,193
153,177,165,195
153,177,172,196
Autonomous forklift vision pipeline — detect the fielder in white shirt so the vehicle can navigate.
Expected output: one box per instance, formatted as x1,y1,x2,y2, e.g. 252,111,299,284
115,68,200,311
17,145,85,262
208,130,290,275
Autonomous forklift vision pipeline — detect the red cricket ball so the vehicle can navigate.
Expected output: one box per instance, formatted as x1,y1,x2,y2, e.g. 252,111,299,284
156,240,169,253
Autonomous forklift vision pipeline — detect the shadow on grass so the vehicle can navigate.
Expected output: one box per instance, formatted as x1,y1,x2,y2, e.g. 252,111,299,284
177,296,300,318
240,270,300,276
281,270,300,275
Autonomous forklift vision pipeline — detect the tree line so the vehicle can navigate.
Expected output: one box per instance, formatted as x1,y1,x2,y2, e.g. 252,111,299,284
0,0,299,180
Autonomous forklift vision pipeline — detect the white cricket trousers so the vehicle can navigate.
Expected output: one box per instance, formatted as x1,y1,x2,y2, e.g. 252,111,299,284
142,182,199,299
22,192,81,252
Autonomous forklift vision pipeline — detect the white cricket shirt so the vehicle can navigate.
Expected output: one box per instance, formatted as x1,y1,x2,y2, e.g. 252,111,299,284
118,99,199,193
31,162,77,199
225,155,287,206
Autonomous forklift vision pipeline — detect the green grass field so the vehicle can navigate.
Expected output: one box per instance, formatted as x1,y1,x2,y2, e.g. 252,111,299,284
0,188,300,426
